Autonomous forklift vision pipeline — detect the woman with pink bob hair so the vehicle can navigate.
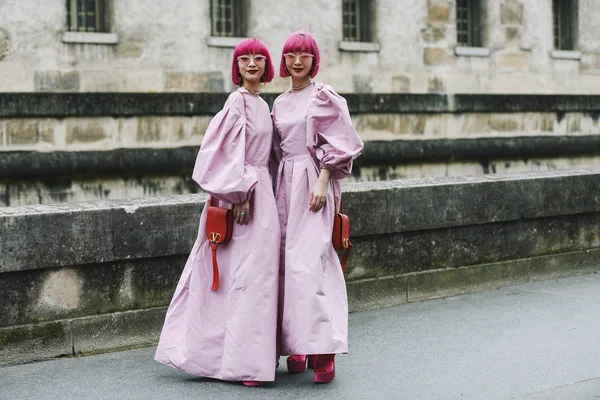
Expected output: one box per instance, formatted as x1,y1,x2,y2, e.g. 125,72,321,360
271,31,364,383
155,38,280,387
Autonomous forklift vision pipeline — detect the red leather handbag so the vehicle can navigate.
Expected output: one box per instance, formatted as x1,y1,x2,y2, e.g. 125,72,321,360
205,197,233,290
332,200,352,273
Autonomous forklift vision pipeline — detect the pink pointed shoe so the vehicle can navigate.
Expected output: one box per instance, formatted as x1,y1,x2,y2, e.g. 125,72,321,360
242,381,264,387
313,354,335,383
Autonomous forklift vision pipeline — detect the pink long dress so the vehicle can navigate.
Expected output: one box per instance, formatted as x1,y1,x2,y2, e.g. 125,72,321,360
271,82,364,356
154,88,280,382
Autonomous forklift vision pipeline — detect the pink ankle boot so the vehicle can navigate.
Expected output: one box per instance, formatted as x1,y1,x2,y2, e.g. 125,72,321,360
287,354,307,373
313,354,335,383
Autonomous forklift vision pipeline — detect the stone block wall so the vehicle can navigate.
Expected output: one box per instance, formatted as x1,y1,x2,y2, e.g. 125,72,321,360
3,111,600,153
0,0,600,93
1,92,600,206
2,92,600,151
0,116,210,151
1,170,599,364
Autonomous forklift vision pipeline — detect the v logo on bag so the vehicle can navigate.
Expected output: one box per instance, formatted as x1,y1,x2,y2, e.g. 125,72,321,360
209,232,222,244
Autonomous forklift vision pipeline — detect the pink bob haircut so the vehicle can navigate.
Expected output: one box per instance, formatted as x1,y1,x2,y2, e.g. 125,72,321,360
279,30,321,78
231,38,275,86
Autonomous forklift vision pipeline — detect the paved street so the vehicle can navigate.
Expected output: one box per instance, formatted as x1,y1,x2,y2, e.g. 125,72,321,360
2,274,600,400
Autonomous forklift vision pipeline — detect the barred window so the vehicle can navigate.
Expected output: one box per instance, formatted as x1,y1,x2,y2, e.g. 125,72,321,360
210,0,245,37
66,0,108,32
456,0,483,47
553,0,578,50
342,0,373,42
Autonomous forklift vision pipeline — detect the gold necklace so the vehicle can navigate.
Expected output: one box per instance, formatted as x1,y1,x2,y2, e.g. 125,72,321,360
242,86,260,95
290,80,312,92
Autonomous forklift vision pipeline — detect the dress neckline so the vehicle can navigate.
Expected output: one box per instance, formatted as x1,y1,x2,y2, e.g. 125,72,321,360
288,80,315,94
238,87,260,97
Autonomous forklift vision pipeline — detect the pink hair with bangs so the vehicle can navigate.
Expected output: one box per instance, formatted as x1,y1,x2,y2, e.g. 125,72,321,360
279,31,320,78
231,38,275,86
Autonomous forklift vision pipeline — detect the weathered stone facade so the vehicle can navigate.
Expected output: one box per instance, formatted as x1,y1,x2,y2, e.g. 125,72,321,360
0,0,599,93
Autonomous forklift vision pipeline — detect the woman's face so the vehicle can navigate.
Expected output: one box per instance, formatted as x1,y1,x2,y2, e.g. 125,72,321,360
237,53,266,85
284,49,314,80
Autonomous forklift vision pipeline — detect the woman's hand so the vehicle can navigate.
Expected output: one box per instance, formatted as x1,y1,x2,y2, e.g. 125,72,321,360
233,200,251,225
309,172,330,212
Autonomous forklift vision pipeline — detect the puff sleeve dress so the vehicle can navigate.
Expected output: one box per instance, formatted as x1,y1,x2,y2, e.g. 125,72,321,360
154,88,280,383
271,82,364,356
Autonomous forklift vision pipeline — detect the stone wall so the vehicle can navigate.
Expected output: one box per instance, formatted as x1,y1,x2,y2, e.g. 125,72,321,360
0,0,599,93
1,170,599,365
2,92,600,206
5,137,600,207
3,92,600,152
3,110,600,152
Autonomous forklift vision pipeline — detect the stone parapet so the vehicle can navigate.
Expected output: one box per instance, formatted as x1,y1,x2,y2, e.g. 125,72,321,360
1,170,599,364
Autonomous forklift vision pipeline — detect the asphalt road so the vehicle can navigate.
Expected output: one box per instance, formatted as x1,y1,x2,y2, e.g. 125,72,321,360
2,273,600,400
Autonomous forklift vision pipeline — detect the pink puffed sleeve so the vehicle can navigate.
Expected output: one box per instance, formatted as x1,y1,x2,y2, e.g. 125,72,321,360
192,91,258,204
307,84,364,179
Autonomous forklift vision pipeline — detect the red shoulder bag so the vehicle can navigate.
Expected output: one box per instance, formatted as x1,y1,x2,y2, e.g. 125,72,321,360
205,197,233,290
332,199,352,273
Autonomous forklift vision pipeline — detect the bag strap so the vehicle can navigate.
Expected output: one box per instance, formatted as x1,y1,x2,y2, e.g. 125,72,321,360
332,179,342,213
207,196,222,291
340,244,352,273
210,242,220,291
332,180,351,272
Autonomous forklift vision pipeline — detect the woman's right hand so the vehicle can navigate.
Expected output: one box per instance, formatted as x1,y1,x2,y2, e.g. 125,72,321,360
309,168,332,212
233,200,251,225
309,177,329,212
